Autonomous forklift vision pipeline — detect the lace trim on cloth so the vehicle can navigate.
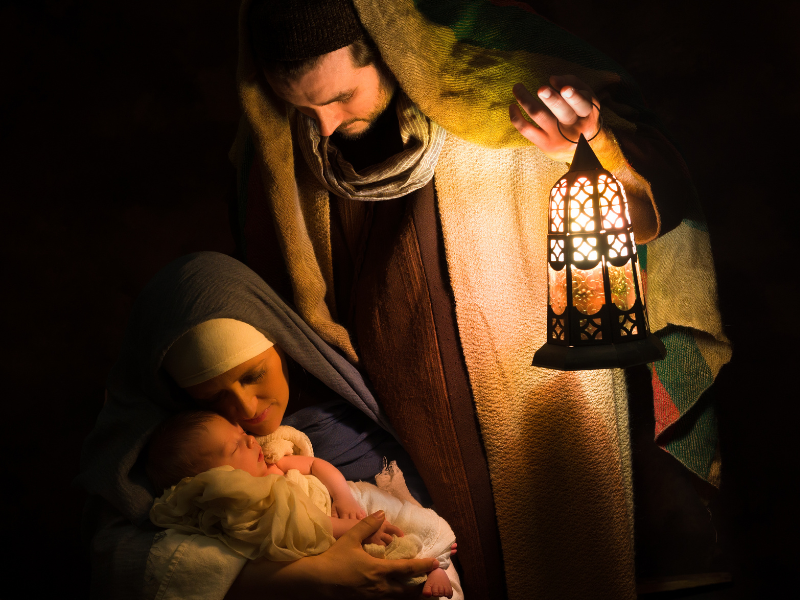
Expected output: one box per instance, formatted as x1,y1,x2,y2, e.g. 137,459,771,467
295,91,446,201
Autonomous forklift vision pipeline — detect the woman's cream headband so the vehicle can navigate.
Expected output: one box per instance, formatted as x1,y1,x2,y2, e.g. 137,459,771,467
162,318,274,388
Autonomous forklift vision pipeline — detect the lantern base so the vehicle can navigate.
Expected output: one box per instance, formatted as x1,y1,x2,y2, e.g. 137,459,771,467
532,332,666,371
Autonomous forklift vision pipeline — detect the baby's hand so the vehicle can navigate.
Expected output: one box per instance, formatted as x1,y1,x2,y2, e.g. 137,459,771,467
331,494,366,520
362,519,404,546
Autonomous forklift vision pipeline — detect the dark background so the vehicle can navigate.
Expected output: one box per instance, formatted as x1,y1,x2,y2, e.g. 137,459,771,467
1,1,795,597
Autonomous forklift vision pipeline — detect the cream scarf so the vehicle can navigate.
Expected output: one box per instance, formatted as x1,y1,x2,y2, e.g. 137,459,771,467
294,91,446,201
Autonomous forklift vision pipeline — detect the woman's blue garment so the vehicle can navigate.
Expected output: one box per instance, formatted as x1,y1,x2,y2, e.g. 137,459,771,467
286,402,431,506
75,252,431,597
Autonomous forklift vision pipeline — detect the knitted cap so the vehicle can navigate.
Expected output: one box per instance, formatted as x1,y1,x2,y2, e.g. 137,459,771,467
162,318,274,388
248,0,365,62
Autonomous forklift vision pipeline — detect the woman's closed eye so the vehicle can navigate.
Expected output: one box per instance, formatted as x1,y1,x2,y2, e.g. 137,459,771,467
240,369,265,385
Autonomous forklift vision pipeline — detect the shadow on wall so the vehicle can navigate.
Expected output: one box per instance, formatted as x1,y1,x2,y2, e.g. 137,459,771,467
1,0,239,595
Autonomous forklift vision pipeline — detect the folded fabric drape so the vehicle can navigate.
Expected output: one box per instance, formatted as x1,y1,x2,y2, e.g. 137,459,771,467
150,466,335,562
296,91,447,201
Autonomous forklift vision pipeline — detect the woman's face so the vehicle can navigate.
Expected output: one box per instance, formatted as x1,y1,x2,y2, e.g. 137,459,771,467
184,345,289,436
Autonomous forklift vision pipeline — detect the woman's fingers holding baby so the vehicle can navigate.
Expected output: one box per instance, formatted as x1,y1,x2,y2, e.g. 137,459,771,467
355,511,389,546
309,513,431,599
383,521,404,538
368,519,406,545
363,524,393,546
356,511,406,546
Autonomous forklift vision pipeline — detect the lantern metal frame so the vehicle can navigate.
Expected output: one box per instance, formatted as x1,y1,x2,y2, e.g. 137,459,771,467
532,134,666,371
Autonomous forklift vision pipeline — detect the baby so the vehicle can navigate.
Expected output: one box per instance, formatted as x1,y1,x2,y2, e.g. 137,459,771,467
146,409,457,599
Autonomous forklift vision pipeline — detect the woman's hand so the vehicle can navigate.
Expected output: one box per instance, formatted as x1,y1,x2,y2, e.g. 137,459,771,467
362,518,404,546
225,512,437,600
509,74,601,162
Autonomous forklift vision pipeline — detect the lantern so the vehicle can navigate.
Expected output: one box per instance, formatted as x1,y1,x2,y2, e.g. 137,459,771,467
532,133,666,370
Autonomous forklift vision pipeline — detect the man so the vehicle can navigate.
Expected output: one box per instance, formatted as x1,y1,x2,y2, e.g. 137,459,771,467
222,0,729,598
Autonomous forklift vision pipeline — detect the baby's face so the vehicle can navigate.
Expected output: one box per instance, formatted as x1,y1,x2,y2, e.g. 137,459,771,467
197,414,271,477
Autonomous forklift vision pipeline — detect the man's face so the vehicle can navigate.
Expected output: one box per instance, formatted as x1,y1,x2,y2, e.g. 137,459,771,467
196,414,271,477
265,45,395,139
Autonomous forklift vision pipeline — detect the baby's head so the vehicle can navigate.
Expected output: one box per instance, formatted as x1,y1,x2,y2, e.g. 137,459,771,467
146,410,271,492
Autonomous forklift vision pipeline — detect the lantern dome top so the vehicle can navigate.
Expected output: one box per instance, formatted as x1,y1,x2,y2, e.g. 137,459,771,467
568,134,603,173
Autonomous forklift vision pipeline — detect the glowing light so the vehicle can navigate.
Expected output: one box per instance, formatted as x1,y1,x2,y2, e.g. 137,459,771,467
569,177,595,232
598,174,626,230
572,236,598,262
550,180,567,233
608,260,636,310
548,264,567,315
571,263,605,315
533,134,665,371
550,316,565,341
579,317,603,340
550,239,565,262
607,234,629,259
618,313,638,336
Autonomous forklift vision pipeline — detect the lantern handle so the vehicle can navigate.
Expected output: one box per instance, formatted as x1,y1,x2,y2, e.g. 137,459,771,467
557,102,603,144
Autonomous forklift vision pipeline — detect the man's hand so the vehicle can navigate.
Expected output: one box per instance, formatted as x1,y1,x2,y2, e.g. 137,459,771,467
509,74,601,162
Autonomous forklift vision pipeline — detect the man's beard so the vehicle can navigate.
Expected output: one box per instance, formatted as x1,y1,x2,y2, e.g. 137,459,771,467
335,68,397,140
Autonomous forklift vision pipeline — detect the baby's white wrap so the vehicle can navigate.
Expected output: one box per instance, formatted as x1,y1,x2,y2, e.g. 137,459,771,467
150,426,461,597
258,427,456,571
150,466,335,561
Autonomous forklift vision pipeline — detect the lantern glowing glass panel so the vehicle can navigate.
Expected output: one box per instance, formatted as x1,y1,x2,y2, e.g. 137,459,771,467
532,134,666,371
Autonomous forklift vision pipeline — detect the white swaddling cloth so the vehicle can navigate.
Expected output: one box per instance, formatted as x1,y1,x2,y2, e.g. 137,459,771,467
349,480,454,571
149,466,335,561
150,426,461,597
258,426,461,597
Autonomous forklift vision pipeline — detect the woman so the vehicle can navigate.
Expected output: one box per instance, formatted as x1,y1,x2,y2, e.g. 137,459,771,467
77,251,437,599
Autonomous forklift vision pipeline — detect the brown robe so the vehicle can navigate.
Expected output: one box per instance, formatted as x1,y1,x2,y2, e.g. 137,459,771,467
245,171,505,597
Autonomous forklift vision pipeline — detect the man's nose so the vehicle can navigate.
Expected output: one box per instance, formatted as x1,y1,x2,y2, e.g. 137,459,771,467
315,107,343,137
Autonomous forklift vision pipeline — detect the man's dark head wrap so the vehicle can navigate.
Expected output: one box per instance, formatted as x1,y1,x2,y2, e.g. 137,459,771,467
249,0,365,62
